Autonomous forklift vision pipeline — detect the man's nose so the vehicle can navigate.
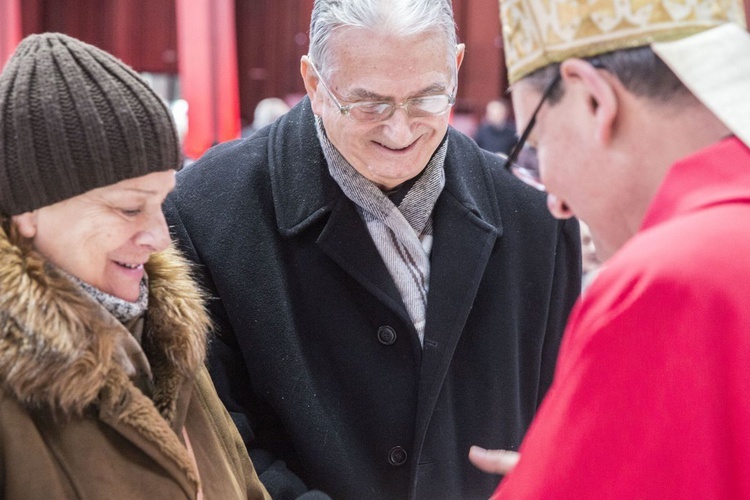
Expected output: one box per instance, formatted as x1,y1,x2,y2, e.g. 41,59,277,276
381,106,414,143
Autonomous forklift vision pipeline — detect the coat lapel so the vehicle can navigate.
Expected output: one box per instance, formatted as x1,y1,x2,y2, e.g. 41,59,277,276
269,98,411,326
97,372,199,497
412,130,502,462
316,196,413,326
269,104,504,395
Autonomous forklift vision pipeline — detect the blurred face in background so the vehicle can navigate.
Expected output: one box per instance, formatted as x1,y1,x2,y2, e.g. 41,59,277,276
13,170,176,301
486,100,509,126
303,27,464,190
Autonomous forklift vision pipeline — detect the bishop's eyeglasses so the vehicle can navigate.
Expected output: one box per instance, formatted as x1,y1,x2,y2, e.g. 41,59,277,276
501,71,561,192
503,59,604,191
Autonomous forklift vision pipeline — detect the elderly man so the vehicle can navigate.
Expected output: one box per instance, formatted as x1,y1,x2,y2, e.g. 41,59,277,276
470,0,750,497
166,0,580,498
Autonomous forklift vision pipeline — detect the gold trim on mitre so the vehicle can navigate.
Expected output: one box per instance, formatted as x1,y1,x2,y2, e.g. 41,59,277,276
501,0,747,84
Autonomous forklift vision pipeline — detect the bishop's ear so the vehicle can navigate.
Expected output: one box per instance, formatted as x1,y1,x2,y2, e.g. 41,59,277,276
560,58,618,145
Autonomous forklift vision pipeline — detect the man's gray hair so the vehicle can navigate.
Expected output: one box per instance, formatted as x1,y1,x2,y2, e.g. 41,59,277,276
308,0,458,78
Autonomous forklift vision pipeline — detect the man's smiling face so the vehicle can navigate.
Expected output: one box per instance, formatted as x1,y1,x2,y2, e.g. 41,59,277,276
307,27,463,190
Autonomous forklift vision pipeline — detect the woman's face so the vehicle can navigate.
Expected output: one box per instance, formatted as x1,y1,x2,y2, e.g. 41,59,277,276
13,170,176,302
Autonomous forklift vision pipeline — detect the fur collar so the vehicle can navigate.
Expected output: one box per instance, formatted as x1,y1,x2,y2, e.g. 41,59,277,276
0,226,209,418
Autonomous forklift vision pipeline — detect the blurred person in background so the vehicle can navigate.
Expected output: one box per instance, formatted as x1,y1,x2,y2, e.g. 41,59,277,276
579,221,602,290
0,33,268,500
473,98,517,155
165,0,581,498
241,97,291,137
470,0,750,497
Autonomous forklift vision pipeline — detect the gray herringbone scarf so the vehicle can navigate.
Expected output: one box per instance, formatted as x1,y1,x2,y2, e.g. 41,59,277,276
70,274,153,392
73,276,149,323
315,117,446,345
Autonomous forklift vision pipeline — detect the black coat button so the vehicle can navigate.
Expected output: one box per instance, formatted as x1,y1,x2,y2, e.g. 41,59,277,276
377,326,397,345
388,446,408,466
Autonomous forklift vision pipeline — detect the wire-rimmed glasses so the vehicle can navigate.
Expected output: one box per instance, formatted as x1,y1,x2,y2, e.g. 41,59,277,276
307,58,456,123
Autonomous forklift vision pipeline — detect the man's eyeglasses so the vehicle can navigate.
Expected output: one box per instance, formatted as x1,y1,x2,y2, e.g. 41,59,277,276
503,59,604,191
501,72,561,191
308,58,456,123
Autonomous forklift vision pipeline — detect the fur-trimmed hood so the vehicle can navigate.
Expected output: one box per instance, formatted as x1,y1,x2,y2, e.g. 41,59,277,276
0,225,210,419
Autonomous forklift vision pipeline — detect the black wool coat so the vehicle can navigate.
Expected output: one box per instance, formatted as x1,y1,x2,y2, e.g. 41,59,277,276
165,98,581,500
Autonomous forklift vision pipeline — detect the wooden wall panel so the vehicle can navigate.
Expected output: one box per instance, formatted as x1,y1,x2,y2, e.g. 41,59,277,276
120,0,178,73
234,0,502,124
16,0,750,127
235,0,311,124
455,0,505,119
19,0,177,73
19,0,44,34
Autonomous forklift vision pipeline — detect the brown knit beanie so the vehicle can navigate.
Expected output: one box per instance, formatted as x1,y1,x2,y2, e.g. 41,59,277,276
0,33,182,216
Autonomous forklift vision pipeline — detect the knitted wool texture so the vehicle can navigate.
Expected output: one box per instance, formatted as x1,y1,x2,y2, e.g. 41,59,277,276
0,33,181,216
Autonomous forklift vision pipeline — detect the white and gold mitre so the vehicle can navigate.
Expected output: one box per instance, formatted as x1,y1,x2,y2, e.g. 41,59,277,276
500,0,747,83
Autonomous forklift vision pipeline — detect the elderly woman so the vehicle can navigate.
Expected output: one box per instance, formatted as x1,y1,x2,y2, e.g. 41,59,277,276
0,33,269,499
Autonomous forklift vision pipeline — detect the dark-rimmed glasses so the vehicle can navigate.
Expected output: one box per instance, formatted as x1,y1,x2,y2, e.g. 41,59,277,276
308,58,456,123
503,59,604,191
501,71,562,191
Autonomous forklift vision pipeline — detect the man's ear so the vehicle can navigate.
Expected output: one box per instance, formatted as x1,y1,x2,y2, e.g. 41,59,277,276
455,43,466,72
560,58,618,145
11,211,38,239
300,55,324,116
